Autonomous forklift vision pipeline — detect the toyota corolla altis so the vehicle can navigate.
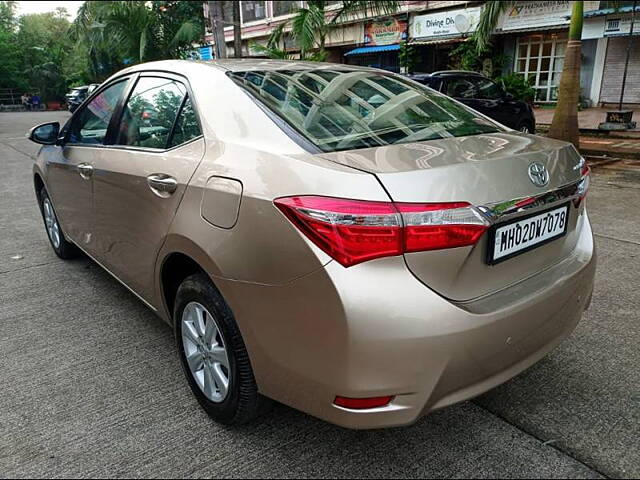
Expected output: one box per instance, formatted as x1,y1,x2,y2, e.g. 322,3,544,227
28,60,595,429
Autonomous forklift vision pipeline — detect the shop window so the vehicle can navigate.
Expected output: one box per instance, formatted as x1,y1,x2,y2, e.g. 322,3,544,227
514,34,567,103
242,1,267,23
273,1,301,17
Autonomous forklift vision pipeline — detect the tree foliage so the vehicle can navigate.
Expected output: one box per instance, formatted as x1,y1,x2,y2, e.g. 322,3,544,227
0,0,204,103
251,1,399,61
72,1,204,79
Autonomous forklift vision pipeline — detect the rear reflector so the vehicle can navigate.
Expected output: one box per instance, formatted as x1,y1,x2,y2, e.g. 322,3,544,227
334,396,394,410
274,196,489,267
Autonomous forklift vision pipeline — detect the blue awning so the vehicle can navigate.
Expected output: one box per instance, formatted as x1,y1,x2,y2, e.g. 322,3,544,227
344,44,400,56
581,6,640,18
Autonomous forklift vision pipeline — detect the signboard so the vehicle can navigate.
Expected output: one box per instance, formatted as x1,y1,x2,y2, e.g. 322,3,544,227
364,18,407,46
604,13,640,36
499,1,571,31
411,7,481,39
582,16,605,40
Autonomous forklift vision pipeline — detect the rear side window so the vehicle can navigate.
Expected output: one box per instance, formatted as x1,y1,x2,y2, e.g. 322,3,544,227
472,77,504,100
116,77,187,149
228,69,502,153
68,80,127,145
444,78,477,99
168,96,202,148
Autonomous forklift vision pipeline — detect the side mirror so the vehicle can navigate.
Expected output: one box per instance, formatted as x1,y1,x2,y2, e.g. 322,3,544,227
504,92,514,101
28,122,60,145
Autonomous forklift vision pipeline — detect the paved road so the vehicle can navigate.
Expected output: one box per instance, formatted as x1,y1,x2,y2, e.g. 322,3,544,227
1,112,638,478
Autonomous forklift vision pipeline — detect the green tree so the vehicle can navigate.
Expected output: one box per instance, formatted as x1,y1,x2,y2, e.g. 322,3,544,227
13,11,77,100
474,1,584,147
252,1,399,61
0,0,16,30
0,2,23,91
72,0,204,75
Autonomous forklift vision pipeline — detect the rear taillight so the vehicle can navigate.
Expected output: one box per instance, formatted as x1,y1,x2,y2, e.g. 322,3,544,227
396,202,490,252
274,196,489,267
575,161,590,206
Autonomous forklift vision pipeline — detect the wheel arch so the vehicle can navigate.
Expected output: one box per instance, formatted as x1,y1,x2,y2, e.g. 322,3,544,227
34,172,45,201
160,251,208,324
156,233,228,326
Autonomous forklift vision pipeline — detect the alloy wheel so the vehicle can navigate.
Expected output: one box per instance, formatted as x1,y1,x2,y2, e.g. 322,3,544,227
181,301,231,403
43,198,61,249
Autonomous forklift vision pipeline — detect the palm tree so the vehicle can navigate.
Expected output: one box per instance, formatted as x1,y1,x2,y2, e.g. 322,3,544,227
72,1,204,76
474,1,584,148
252,1,399,61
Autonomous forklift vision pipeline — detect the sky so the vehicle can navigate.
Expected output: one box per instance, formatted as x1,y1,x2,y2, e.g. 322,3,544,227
15,1,85,19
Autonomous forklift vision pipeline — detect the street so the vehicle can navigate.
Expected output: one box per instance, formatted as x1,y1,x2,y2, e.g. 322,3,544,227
1,111,638,478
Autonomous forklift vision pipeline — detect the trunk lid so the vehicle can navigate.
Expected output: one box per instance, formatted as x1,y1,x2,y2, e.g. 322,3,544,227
319,132,586,301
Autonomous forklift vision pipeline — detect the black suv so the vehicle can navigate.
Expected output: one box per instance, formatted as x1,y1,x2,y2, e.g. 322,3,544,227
407,71,536,134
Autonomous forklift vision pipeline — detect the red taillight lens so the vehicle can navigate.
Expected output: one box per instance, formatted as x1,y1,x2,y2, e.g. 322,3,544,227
396,202,490,252
274,196,402,267
274,196,489,267
334,395,394,410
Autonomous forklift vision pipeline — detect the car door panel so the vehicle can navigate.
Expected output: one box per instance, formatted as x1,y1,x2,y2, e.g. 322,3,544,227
44,79,130,246
469,76,515,127
41,146,94,244
90,76,205,302
91,140,205,300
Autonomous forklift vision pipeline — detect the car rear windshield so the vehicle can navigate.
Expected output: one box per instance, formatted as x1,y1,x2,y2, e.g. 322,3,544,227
227,69,503,153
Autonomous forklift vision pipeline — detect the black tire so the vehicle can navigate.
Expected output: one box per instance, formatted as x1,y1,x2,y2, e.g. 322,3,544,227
38,187,79,260
174,273,268,425
517,120,535,134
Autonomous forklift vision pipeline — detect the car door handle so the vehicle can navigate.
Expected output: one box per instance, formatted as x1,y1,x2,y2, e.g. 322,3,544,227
147,174,178,197
77,163,93,180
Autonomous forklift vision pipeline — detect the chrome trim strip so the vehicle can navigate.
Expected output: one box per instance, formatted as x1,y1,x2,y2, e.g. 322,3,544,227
478,179,582,224
72,242,158,312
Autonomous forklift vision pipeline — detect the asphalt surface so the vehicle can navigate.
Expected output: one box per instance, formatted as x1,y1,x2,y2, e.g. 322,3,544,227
1,112,638,479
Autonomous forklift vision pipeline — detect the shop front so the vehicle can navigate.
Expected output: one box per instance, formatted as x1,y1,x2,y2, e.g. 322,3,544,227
343,17,407,72
408,5,482,73
585,4,640,106
496,1,602,105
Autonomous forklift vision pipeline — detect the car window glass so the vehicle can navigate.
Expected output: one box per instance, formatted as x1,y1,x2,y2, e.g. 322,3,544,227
228,69,502,153
473,78,504,100
445,78,477,99
68,81,127,145
168,96,202,148
116,77,187,149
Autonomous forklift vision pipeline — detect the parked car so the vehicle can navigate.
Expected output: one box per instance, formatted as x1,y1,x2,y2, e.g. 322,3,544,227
65,84,100,113
28,60,594,429
407,71,536,133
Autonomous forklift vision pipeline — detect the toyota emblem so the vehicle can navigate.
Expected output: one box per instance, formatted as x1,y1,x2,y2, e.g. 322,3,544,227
528,162,549,188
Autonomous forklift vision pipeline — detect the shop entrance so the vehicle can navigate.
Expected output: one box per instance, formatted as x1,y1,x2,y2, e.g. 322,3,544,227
345,51,400,73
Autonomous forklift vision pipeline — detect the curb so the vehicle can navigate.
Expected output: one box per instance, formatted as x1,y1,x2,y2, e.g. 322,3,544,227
579,148,640,160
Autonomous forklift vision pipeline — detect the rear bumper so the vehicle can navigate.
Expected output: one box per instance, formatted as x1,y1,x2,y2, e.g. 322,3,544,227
217,212,595,429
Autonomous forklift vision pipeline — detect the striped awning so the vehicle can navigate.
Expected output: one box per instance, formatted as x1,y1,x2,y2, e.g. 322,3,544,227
344,44,400,56
581,5,640,18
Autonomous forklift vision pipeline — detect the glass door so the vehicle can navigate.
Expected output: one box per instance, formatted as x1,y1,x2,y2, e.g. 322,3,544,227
514,33,567,103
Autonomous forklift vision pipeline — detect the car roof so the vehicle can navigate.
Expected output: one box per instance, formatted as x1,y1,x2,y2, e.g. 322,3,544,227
430,70,486,77
118,59,380,76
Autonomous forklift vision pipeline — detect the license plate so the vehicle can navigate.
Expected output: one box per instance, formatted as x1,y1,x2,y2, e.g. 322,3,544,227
487,204,570,264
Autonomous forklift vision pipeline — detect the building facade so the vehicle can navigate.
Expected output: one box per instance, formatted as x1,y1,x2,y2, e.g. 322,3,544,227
201,1,640,106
